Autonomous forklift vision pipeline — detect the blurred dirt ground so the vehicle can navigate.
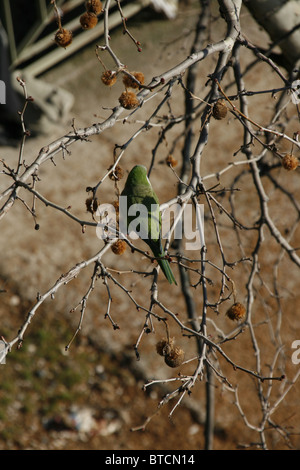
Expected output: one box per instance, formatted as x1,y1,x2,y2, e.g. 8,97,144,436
0,1,299,450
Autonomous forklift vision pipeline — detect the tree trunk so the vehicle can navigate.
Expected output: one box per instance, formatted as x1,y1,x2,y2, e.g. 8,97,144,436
245,0,300,71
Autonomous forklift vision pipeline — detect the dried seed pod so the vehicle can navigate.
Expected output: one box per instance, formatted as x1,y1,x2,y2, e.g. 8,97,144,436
281,153,299,171
156,337,174,356
112,200,119,216
80,11,98,29
212,99,227,120
85,196,99,215
101,70,118,87
164,346,185,368
226,302,246,321
85,0,102,14
54,28,73,48
118,90,139,110
108,164,124,181
122,71,145,89
166,154,178,167
111,239,127,255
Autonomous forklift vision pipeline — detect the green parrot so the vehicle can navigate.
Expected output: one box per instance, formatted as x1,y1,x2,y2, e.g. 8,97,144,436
120,165,177,285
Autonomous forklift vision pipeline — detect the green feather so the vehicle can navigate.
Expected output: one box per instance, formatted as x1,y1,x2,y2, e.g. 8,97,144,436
121,165,177,285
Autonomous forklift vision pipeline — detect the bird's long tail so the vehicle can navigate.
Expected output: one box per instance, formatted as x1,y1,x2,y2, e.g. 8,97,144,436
158,257,177,285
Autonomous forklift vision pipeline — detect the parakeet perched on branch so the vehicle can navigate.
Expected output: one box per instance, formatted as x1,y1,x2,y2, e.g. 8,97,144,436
120,165,177,285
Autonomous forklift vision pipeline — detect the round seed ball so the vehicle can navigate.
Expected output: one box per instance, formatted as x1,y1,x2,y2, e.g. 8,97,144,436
166,154,178,167
213,99,227,120
164,346,185,368
111,239,127,255
80,12,98,29
122,71,145,89
156,337,174,356
226,302,246,321
118,90,139,110
281,153,299,171
101,70,117,87
85,0,102,14
54,29,73,48
108,164,124,181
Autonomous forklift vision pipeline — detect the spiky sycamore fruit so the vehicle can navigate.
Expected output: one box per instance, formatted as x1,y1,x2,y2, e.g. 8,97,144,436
164,346,185,368
213,99,227,120
85,0,102,14
101,70,117,87
118,90,139,110
108,164,124,181
80,11,98,29
54,29,73,48
282,153,299,171
226,302,246,321
111,239,127,255
156,337,175,356
166,154,178,167
122,71,145,89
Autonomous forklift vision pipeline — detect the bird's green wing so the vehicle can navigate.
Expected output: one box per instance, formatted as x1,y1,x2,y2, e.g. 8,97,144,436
121,165,160,241
121,165,177,284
